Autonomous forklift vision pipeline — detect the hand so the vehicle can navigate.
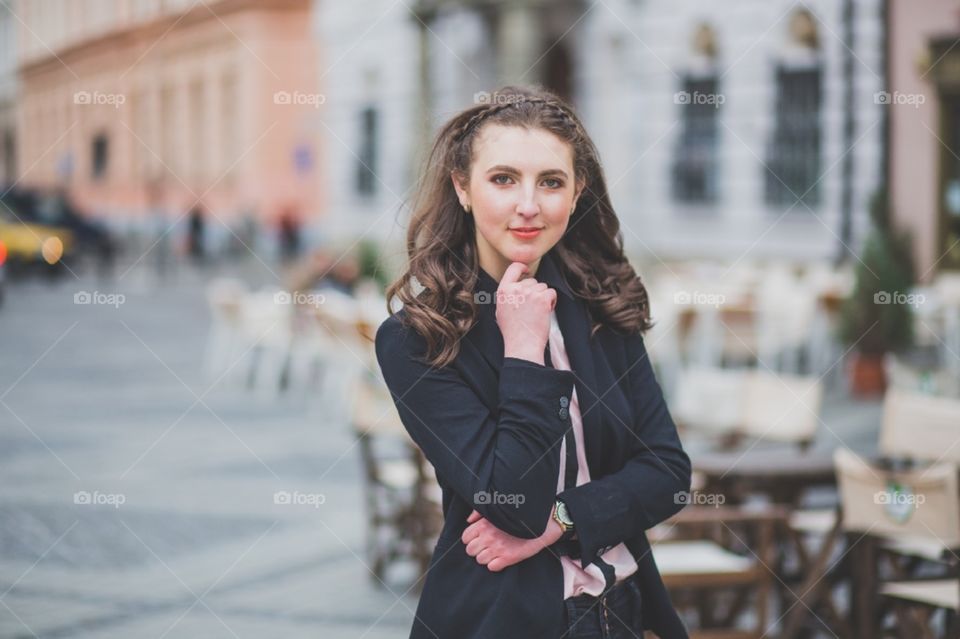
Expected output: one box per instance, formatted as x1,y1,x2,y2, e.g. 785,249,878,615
461,509,565,572
495,262,557,365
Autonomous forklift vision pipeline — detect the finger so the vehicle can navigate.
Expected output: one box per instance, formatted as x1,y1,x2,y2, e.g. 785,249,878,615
476,548,494,565
499,262,530,288
546,289,557,311
465,539,485,557
467,510,481,524
487,557,506,572
461,524,477,546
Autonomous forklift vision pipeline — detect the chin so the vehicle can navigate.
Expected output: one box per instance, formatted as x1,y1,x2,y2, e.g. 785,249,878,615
506,246,543,264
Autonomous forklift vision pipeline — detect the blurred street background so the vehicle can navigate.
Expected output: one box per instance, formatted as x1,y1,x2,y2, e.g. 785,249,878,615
1,1,960,638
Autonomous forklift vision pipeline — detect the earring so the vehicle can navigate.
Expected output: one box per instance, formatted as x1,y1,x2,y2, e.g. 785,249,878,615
463,203,471,213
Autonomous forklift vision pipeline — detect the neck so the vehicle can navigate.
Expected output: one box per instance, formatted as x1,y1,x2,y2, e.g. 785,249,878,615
478,251,542,283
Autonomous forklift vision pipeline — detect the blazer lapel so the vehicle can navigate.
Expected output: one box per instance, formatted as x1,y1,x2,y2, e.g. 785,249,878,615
538,255,603,459
459,251,604,458
453,262,501,411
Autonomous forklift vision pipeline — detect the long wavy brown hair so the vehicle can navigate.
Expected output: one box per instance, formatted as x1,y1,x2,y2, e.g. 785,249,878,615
386,85,652,368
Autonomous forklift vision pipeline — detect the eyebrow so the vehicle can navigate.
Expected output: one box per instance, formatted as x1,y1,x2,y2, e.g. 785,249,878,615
484,165,569,179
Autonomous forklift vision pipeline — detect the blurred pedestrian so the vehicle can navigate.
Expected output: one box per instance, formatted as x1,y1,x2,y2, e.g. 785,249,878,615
278,205,302,264
147,179,173,281
187,203,206,264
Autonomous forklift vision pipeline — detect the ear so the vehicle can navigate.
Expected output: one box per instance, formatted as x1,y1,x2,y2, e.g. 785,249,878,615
450,171,470,210
572,179,586,210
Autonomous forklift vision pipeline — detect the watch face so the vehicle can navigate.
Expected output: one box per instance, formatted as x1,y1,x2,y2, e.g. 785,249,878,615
557,501,573,526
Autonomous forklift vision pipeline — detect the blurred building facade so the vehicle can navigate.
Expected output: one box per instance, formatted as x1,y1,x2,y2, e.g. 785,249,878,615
888,0,960,281
319,0,885,265
14,0,320,246
311,1,420,244
0,3,17,186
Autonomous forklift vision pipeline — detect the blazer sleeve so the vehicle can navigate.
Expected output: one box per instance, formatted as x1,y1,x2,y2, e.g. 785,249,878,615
557,331,691,564
375,314,576,539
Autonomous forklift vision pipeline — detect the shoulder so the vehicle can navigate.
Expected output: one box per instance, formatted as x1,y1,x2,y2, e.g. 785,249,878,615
375,309,416,351
374,309,433,370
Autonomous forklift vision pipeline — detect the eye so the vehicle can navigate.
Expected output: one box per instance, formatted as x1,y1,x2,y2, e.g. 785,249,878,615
492,174,513,185
542,177,564,189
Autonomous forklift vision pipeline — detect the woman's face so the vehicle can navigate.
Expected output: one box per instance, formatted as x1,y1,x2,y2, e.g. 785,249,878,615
452,124,582,281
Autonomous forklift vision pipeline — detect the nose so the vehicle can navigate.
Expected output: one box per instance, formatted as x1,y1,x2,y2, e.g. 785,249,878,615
515,186,540,218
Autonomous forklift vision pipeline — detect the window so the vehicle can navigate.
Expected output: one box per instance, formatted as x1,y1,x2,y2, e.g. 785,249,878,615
2,128,15,186
764,9,822,208
671,75,721,204
160,84,175,173
219,70,237,175
91,133,109,180
189,79,204,179
764,65,822,207
356,106,378,196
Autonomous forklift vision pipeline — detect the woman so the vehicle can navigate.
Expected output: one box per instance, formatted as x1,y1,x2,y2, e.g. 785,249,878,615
375,85,691,639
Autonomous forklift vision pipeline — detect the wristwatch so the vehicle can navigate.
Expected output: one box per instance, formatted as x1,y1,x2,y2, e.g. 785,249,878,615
552,499,575,538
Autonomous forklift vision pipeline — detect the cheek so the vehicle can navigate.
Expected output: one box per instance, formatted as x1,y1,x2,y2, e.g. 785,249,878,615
473,194,511,230
473,186,512,213
544,204,572,233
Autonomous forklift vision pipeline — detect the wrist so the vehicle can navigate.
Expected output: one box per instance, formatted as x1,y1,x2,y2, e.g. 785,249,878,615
504,345,545,365
542,518,565,545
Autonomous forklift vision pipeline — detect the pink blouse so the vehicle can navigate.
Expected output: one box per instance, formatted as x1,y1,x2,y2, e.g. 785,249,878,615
548,312,640,599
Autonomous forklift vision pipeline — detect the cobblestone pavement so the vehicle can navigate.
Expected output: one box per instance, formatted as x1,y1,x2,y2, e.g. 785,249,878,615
0,262,419,638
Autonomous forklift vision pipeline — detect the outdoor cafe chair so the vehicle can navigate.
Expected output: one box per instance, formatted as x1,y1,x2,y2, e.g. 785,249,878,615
650,504,788,639
879,389,960,466
835,447,960,639
672,367,821,450
350,369,442,587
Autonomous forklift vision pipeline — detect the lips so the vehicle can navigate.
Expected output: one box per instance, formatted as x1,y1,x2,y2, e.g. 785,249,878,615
510,227,543,239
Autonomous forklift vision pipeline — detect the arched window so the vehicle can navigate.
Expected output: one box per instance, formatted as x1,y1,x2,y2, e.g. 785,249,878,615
764,9,822,208
672,23,721,204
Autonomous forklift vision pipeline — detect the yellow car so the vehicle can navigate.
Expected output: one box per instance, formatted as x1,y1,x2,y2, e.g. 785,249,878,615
0,204,73,267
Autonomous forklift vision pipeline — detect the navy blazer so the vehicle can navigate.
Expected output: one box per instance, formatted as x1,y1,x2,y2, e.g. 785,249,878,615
375,249,691,639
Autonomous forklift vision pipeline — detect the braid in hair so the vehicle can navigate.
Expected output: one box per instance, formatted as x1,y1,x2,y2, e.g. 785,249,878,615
454,101,520,142
454,96,584,144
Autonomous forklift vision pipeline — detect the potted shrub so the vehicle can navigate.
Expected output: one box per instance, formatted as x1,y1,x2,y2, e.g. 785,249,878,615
838,190,916,396
357,239,390,293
